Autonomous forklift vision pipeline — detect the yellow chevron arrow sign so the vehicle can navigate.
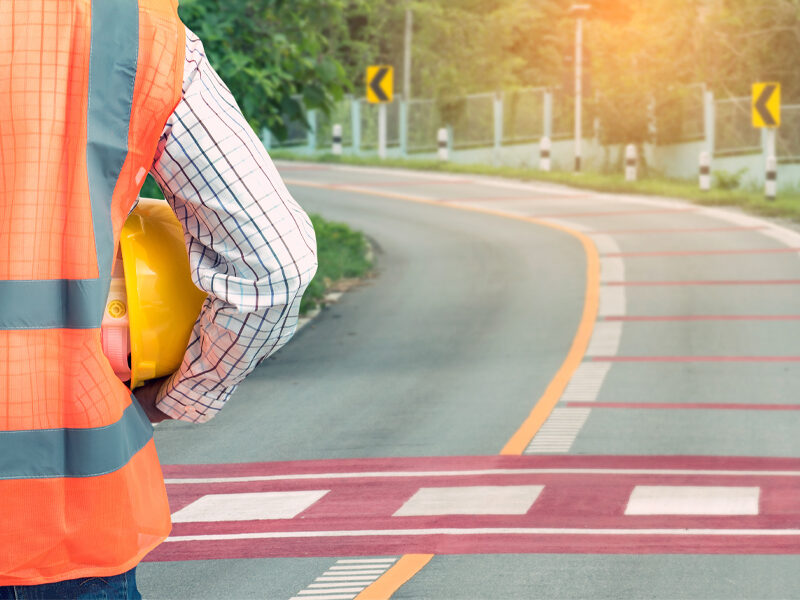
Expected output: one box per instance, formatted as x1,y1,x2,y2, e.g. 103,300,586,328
366,66,393,104
752,82,780,128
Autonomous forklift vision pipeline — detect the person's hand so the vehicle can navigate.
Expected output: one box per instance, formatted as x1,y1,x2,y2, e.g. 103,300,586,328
133,377,171,424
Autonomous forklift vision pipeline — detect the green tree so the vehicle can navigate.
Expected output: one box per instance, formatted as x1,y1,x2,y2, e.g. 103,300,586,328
178,0,365,139
699,0,800,99
586,0,700,147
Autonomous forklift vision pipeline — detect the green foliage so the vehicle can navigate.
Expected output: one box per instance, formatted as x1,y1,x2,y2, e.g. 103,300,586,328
300,214,373,314
713,168,748,190
178,0,363,139
174,0,800,147
698,0,800,99
356,0,566,101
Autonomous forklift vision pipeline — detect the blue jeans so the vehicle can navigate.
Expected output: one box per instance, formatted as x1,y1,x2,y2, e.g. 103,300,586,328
0,568,140,600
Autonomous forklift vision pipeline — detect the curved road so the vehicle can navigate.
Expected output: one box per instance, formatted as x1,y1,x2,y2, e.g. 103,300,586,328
139,162,800,599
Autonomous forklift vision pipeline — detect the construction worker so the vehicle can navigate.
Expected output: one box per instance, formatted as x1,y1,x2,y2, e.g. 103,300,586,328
0,1,317,598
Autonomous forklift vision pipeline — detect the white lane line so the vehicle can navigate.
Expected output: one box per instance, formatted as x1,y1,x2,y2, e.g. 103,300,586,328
394,486,544,516
561,363,612,402
315,577,384,582
322,571,385,576
308,584,371,589
599,286,627,318
524,408,592,454
165,467,800,485
168,527,800,543
292,558,396,600
538,217,592,232
762,225,800,254
600,257,626,283
698,207,800,258
698,207,765,228
328,565,392,571
591,234,622,255
585,321,623,357
524,226,621,453
300,589,364,595
626,486,761,516
317,571,383,581
170,490,328,523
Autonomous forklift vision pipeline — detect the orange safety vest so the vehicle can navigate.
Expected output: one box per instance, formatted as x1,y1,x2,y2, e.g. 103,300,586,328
0,0,185,585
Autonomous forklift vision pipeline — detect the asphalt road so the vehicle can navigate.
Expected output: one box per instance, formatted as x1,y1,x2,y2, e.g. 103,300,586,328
138,162,800,599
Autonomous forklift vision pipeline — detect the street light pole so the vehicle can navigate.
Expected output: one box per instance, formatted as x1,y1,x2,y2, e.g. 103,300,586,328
570,4,590,173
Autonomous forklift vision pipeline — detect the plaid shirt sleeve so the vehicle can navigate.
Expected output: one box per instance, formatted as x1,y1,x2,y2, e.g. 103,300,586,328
148,28,318,423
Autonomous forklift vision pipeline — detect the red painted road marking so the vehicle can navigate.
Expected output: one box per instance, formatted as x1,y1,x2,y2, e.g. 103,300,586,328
605,280,800,286
606,248,800,258
603,315,800,322
591,226,767,235
592,356,800,363
567,402,800,411
146,456,800,561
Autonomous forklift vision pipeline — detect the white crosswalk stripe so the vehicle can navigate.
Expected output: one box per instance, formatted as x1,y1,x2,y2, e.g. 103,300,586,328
291,557,397,600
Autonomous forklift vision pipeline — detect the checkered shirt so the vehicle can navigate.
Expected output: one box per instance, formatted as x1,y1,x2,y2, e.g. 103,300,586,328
149,29,317,423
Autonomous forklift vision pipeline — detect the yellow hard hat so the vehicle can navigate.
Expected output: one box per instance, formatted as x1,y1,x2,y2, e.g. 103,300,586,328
101,198,207,389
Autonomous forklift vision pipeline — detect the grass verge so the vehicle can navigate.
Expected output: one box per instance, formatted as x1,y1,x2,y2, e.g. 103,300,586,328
301,213,373,315
270,150,800,223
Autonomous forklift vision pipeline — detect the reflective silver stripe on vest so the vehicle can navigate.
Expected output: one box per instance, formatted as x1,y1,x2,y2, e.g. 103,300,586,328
0,397,153,480
0,0,139,331
0,279,105,330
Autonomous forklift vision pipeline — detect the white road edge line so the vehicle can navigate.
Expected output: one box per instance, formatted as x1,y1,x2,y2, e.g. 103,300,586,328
165,467,800,485
336,559,397,564
166,527,800,542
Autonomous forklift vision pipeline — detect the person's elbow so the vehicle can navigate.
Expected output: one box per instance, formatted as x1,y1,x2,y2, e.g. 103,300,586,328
244,236,317,312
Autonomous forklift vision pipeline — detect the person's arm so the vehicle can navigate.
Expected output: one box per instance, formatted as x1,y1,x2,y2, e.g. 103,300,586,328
147,28,317,423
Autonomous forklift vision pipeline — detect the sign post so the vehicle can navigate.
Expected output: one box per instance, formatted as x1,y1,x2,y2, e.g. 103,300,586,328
752,82,780,200
367,66,394,159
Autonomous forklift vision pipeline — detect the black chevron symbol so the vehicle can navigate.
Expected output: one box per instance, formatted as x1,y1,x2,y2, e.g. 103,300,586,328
370,67,390,102
755,84,777,126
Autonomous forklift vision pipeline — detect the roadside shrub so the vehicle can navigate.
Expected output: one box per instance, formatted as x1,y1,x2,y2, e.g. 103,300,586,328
713,168,748,190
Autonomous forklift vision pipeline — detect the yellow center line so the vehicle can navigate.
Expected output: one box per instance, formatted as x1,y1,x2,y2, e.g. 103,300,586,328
285,175,600,597
354,554,434,600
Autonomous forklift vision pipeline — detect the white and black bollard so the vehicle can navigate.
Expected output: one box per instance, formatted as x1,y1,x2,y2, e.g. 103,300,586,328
766,156,777,201
437,128,449,161
625,144,637,182
539,136,551,172
699,151,711,191
332,124,342,156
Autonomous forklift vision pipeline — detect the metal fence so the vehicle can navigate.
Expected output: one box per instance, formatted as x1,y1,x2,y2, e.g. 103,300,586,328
315,98,353,150
503,88,546,144
714,96,761,156
270,84,768,161
551,90,573,140
444,92,495,149
407,98,440,152
777,104,800,162
359,98,401,150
